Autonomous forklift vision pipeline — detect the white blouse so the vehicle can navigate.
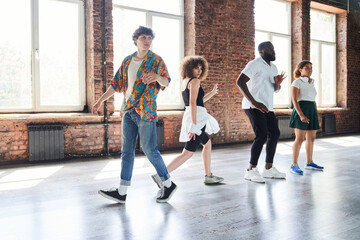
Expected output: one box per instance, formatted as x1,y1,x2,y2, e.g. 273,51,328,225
179,106,220,142
291,76,317,102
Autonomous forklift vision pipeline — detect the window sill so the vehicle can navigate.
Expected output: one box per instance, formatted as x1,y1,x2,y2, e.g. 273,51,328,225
112,110,184,118
157,110,184,116
274,107,348,115
0,112,97,120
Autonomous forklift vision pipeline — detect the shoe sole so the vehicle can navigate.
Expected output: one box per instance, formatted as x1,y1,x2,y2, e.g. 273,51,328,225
98,190,126,204
305,166,324,171
262,176,286,179
204,178,224,184
156,186,178,203
244,177,265,183
151,174,162,188
290,170,303,175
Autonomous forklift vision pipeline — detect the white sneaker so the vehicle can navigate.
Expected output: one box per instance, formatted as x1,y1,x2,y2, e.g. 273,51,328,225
244,168,265,183
262,166,286,179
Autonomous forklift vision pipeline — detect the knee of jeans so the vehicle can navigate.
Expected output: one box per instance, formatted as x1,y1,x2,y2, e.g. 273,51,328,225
142,145,159,158
272,129,280,140
121,149,135,159
255,134,267,144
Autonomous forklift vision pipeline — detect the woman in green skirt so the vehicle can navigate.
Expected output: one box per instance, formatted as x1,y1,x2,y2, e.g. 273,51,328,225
289,61,324,175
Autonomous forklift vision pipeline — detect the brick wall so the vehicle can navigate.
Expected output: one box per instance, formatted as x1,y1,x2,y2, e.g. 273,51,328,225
190,0,256,144
343,8,360,132
0,0,359,163
292,0,311,75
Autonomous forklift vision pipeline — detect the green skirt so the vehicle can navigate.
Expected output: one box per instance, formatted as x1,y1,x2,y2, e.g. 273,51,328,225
289,101,320,130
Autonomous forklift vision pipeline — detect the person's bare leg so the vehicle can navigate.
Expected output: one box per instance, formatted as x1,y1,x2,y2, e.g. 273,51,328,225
305,130,317,164
293,129,306,165
202,140,212,176
166,148,194,173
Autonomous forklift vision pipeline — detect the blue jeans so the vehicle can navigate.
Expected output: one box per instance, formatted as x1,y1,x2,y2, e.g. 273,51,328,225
120,109,170,186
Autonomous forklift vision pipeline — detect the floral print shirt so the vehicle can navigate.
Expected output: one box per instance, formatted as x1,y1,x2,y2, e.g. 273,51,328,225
111,50,171,122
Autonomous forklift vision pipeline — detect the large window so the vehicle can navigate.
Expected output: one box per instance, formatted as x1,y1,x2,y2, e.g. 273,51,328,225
310,9,336,107
0,0,86,112
112,0,184,110
254,0,292,108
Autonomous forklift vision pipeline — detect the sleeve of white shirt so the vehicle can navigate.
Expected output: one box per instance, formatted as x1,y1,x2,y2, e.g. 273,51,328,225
291,79,301,89
241,60,257,79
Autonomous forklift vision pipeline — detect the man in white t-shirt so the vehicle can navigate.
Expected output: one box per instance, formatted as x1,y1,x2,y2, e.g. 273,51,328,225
236,41,287,183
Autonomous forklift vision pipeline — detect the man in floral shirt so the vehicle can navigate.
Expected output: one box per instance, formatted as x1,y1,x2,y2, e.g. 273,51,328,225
92,26,177,203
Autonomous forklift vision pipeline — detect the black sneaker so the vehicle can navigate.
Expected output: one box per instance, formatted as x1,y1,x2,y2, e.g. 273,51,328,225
156,182,177,203
98,188,126,203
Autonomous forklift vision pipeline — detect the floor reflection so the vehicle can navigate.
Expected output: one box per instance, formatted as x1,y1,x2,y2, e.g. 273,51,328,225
0,134,359,239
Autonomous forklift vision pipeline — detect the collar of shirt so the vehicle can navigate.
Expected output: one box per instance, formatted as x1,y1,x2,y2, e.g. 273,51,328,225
259,56,272,67
130,49,154,62
299,76,314,84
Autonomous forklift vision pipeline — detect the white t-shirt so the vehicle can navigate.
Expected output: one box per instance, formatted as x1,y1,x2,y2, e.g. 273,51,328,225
291,76,317,102
125,58,142,100
241,57,278,111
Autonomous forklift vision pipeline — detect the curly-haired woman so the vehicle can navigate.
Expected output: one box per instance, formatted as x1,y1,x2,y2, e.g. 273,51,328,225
152,56,224,187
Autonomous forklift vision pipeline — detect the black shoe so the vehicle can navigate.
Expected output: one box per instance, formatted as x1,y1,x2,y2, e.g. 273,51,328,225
156,182,177,203
98,188,126,203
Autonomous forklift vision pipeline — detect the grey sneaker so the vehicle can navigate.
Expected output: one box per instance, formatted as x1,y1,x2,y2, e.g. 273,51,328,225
204,174,224,184
151,174,162,188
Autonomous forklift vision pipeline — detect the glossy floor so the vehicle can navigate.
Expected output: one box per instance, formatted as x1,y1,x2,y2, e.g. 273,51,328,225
1,134,360,240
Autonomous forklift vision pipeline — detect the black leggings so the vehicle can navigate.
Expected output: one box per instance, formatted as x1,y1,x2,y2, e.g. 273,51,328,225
244,108,280,166
184,126,210,152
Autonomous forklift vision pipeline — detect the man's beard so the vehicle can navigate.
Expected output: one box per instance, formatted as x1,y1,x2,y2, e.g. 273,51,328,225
263,52,275,62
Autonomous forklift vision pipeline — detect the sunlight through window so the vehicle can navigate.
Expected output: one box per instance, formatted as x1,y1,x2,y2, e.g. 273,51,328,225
112,0,184,111
0,166,63,191
255,0,292,108
94,154,188,180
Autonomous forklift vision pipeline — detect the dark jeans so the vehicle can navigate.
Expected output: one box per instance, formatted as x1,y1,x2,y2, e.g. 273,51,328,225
244,108,280,166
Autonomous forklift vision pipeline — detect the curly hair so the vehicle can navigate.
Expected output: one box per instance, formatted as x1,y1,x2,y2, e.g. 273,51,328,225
132,26,155,46
293,60,312,79
179,56,209,81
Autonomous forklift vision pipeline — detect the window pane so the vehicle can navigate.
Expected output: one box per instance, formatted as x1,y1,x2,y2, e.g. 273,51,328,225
272,35,291,106
321,44,336,105
310,41,320,104
311,9,336,42
113,0,182,15
255,0,290,35
112,7,146,110
152,16,182,108
0,0,32,109
39,0,82,106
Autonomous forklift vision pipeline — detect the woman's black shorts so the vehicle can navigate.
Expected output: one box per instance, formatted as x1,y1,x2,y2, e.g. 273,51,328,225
184,126,210,152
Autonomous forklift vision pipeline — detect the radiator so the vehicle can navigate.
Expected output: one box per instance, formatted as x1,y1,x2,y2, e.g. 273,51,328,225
322,114,336,134
277,116,292,139
28,125,65,161
156,121,165,151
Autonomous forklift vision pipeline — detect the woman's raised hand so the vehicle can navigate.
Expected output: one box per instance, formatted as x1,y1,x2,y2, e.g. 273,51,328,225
212,83,219,95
